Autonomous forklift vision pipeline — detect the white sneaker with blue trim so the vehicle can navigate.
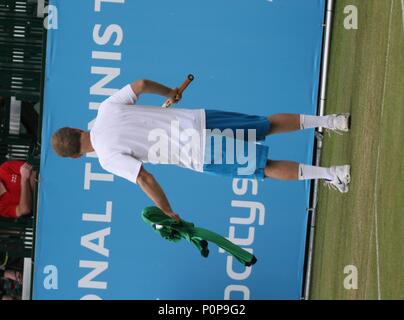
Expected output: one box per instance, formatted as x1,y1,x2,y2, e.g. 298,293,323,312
326,113,351,135
324,165,351,193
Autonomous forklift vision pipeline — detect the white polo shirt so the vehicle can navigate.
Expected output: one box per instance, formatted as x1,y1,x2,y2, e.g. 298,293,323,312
90,85,206,183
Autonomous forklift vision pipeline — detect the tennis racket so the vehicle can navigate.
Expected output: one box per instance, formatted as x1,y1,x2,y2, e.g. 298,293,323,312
162,74,194,108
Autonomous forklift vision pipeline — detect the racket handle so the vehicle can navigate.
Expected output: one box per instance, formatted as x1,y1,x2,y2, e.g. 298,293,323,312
178,74,194,94
162,74,194,108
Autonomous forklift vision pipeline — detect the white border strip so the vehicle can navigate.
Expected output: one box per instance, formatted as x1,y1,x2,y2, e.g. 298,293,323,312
303,0,334,300
37,0,45,18
22,258,32,300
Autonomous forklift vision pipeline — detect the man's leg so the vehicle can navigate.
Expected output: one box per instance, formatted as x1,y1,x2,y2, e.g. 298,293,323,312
264,160,333,180
267,114,300,135
264,160,351,193
267,113,350,135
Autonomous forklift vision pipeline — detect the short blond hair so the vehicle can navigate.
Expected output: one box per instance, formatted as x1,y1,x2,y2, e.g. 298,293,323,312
51,127,81,157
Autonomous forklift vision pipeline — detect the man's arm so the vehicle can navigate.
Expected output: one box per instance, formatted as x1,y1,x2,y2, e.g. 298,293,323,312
136,167,180,222
16,163,33,217
131,80,181,103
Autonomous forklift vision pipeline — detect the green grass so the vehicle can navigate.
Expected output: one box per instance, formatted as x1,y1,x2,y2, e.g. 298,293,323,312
310,0,404,300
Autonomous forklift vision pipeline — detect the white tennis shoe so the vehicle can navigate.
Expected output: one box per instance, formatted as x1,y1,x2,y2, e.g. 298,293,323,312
326,113,351,134
324,165,351,193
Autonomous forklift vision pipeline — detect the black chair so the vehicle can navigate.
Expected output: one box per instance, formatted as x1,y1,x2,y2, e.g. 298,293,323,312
0,0,45,103
0,217,34,258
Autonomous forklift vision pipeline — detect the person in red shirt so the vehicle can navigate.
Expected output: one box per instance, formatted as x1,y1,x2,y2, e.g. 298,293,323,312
0,161,36,218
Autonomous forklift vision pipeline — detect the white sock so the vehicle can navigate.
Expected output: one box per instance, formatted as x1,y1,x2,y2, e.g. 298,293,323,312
298,164,333,181
300,114,333,130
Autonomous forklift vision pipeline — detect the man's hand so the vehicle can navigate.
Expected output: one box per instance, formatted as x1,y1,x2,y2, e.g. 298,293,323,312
163,88,182,108
164,211,181,222
29,170,38,190
20,163,33,180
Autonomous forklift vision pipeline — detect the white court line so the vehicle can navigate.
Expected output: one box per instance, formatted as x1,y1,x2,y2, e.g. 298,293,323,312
373,0,394,301
374,148,383,300
401,0,404,34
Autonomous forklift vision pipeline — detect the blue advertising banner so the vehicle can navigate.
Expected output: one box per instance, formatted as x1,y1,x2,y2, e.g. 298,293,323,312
33,0,326,300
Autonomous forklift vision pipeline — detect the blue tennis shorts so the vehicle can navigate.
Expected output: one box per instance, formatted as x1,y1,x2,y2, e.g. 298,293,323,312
203,109,270,180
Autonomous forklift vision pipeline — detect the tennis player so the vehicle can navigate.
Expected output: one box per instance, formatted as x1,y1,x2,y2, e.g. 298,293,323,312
52,79,350,221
